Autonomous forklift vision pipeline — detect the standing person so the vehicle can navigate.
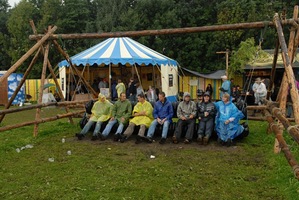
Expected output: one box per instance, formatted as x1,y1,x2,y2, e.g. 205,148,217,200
215,93,249,146
115,79,126,98
173,92,197,144
76,93,113,141
146,85,157,103
120,93,153,143
197,92,216,145
128,77,137,102
111,80,117,100
252,77,267,105
100,92,132,141
205,84,213,97
98,78,106,91
146,92,174,144
220,75,231,98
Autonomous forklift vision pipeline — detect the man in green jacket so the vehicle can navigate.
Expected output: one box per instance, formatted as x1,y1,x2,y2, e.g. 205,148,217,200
100,92,132,141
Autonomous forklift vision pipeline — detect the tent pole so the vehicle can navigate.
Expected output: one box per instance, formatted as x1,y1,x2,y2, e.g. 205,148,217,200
134,64,142,89
109,63,112,99
153,65,155,89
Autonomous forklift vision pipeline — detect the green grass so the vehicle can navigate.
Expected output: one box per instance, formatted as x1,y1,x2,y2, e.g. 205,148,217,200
0,107,299,199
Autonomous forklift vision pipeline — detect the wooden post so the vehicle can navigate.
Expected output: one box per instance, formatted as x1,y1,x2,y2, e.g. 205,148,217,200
0,26,57,84
33,42,50,136
273,13,299,124
0,47,41,123
29,21,74,124
52,40,98,98
28,20,297,41
269,40,279,98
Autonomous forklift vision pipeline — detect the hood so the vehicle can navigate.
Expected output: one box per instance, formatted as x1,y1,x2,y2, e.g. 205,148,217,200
183,92,191,100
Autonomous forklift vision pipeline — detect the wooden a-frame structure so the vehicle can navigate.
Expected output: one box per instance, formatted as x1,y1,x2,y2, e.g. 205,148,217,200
1,6,299,178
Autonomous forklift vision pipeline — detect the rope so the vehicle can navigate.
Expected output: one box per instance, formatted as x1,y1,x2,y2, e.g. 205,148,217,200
242,22,268,121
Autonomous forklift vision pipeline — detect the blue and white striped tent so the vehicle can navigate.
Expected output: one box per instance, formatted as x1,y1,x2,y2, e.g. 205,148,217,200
58,37,179,101
58,37,177,67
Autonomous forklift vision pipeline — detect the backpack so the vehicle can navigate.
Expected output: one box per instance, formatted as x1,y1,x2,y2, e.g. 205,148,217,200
79,113,88,129
85,100,95,114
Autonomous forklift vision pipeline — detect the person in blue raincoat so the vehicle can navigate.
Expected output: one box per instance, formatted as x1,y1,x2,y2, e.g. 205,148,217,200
219,75,231,98
214,93,249,146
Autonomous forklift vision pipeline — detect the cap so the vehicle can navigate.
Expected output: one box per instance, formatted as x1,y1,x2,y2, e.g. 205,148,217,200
203,92,210,96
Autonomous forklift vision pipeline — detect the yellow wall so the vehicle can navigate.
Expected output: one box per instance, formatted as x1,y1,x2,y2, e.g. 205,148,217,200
25,79,60,101
179,76,229,100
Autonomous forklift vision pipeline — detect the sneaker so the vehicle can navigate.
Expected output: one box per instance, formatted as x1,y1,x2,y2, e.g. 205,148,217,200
184,139,190,144
203,136,209,145
135,135,143,144
91,135,98,141
76,133,84,140
159,138,166,144
113,133,121,142
172,136,178,144
144,137,153,143
120,135,127,143
226,138,234,147
197,135,203,145
98,133,105,141
217,137,224,145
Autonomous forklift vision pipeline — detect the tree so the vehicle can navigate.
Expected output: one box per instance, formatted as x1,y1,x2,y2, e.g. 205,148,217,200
0,0,11,70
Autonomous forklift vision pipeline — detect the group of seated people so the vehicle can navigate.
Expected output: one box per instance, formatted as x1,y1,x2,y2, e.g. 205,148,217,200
76,90,249,146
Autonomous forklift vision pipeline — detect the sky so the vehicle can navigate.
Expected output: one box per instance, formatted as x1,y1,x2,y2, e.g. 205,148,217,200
8,0,20,7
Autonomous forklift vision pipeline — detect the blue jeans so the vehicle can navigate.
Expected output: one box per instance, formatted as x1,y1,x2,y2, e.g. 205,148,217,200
147,119,170,139
80,120,103,136
102,119,125,137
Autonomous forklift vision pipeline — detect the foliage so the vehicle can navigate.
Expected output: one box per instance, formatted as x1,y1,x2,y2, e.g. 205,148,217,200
0,108,299,198
1,0,299,75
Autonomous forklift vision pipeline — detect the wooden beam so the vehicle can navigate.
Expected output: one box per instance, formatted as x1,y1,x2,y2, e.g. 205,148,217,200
33,41,50,136
0,47,41,123
0,26,57,84
274,13,299,124
28,20,297,41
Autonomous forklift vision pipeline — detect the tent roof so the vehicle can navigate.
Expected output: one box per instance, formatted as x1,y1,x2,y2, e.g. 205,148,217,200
58,37,178,67
181,67,226,79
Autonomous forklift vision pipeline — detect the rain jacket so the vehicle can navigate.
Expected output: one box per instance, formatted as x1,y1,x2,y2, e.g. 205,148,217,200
115,82,126,97
130,100,153,127
112,99,132,124
214,100,244,142
153,98,173,122
177,92,197,119
90,94,113,122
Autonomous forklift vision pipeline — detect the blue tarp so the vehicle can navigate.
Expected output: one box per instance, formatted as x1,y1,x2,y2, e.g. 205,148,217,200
58,37,178,67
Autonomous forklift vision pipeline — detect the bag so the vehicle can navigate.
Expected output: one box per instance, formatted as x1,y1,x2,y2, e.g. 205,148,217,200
85,100,95,114
79,113,89,129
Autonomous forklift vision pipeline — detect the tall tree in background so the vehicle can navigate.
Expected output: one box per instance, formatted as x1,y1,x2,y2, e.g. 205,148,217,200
0,0,11,70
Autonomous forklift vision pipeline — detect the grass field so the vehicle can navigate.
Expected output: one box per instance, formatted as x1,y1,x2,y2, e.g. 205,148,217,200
0,107,299,199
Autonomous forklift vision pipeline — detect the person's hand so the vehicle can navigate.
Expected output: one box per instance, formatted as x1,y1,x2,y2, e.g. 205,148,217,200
121,117,125,123
189,115,194,119
224,120,230,124
181,116,187,120
204,112,209,117
110,117,115,121
198,117,201,120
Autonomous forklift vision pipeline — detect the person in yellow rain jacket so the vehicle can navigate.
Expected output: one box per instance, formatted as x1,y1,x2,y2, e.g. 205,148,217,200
115,79,126,98
120,93,153,143
76,93,113,141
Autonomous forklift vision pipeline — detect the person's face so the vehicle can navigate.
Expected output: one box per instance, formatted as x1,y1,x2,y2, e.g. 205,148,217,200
204,95,210,102
138,96,144,103
158,94,165,102
222,96,229,103
100,97,105,102
184,95,190,101
120,93,126,101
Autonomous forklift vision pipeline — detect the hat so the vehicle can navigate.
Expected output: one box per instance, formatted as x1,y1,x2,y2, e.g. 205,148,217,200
221,75,227,80
196,89,204,96
203,92,210,97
